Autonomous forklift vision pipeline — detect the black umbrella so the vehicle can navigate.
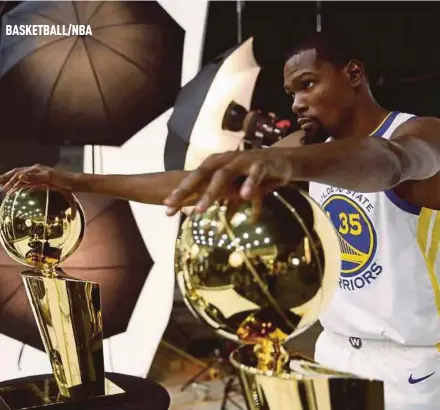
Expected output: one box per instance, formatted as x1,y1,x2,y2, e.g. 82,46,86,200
164,37,296,172
0,1,184,146
0,141,60,174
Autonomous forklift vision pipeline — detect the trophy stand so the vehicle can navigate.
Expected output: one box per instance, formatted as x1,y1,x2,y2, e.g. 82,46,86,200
230,343,384,410
0,187,126,409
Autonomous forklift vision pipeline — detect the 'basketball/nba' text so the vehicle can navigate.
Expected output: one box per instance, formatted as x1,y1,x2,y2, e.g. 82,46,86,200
5,24,93,36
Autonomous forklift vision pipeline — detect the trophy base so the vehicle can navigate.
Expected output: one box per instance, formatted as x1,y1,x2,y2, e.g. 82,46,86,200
230,345,385,410
0,376,125,410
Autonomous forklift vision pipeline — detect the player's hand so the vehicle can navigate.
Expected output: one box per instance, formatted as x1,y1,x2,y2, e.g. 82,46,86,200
163,148,295,215
0,164,77,193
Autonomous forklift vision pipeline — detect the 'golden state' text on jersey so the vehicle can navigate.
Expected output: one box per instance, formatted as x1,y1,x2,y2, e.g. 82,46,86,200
309,112,440,346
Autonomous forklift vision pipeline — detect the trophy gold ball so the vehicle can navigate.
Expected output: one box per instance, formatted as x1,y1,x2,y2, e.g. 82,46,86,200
175,185,384,410
175,186,341,358
0,186,85,273
0,185,126,409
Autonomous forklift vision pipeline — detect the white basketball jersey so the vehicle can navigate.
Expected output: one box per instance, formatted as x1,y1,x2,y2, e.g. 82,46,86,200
309,111,440,346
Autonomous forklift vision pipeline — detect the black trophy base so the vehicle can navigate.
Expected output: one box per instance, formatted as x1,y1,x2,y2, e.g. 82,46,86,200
0,373,170,410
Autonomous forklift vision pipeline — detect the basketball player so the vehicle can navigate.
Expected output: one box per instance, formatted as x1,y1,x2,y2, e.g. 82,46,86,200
1,31,440,409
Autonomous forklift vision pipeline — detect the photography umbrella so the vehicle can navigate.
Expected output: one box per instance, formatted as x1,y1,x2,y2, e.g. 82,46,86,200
0,192,154,351
0,1,184,146
0,141,60,174
164,37,261,172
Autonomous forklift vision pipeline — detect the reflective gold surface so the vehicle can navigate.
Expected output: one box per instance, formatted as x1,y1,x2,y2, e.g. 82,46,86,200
0,186,118,404
231,345,384,410
21,270,104,399
176,187,341,360
0,187,84,270
175,186,384,409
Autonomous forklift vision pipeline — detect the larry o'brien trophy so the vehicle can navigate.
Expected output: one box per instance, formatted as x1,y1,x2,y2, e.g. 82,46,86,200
175,186,384,410
0,186,125,409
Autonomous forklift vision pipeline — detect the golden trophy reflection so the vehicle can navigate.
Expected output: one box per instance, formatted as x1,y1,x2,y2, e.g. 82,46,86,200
175,186,384,410
0,186,124,409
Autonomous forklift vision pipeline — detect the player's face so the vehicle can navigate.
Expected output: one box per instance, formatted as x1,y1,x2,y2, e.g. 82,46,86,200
283,48,355,140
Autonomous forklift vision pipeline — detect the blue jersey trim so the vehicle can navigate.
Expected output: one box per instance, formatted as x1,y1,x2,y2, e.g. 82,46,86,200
372,111,399,137
373,111,421,215
384,189,421,215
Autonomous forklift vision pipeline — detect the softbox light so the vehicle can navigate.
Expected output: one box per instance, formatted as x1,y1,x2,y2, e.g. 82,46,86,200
164,37,261,172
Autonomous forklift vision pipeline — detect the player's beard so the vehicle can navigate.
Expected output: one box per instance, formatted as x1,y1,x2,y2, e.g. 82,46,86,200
300,120,328,145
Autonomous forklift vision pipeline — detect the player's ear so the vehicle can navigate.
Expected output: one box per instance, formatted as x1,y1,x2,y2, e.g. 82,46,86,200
343,60,364,87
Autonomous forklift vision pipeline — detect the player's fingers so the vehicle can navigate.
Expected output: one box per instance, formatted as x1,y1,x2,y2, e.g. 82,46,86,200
249,196,263,224
164,152,236,209
195,166,238,213
4,173,23,193
19,170,49,184
0,168,18,185
240,161,266,200
165,192,203,216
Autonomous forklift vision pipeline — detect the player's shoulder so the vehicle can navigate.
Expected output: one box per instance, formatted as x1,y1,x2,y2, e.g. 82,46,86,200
390,112,440,140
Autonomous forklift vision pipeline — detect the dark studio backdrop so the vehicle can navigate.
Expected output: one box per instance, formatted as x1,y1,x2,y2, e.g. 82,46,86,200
202,1,440,125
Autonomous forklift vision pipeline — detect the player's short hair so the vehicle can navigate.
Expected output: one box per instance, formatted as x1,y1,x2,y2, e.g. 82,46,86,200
286,30,369,78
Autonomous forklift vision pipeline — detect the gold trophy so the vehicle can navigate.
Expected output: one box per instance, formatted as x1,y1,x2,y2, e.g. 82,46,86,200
0,186,125,409
175,186,384,409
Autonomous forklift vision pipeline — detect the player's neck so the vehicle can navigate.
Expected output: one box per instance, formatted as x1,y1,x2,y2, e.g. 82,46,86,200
334,94,389,141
